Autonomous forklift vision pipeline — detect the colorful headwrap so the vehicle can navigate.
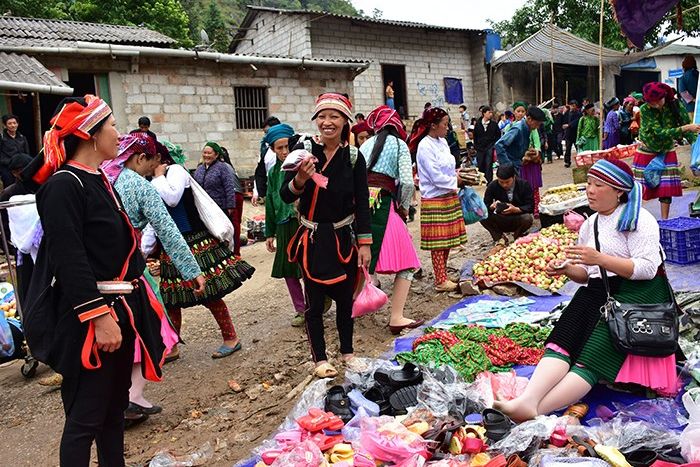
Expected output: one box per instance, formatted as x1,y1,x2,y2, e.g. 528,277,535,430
366,105,407,140
631,92,643,102
350,121,372,136
204,141,223,156
312,93,353,121
512,101,528,111
35,95,112,184
642,82,675,104
407,107,449,155
264,123,295,146
587,159,641,231
101,132,157,184
162,140,187,166
623,96,636,106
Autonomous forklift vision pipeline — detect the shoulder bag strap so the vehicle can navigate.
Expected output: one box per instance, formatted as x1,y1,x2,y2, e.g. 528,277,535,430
593,214,613,299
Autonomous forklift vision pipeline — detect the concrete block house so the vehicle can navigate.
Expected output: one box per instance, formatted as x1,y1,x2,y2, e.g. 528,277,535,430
0,16,368,174
230,6,489,123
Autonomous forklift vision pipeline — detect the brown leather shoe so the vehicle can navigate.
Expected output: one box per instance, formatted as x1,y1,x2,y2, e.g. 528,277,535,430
389,319,426,335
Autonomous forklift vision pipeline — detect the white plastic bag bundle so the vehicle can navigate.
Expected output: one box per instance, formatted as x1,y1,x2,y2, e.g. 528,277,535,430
681,387,700,462
7,194,41,261
189,177,235,247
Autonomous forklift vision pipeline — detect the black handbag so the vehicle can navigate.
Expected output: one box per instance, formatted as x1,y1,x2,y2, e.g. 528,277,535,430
593,216,679,357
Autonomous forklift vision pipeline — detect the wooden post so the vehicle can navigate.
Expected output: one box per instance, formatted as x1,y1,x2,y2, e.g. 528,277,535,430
550,21,555,100
539,62,544,105
598,0,605,150
32,92,41,151
565,80,569,104
510,86,514,104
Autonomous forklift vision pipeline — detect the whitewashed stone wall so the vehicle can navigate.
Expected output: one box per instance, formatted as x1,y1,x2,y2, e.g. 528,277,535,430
234,13,312,57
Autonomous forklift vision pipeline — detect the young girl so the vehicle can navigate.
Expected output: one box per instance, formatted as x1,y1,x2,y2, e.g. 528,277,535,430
264,123,308,327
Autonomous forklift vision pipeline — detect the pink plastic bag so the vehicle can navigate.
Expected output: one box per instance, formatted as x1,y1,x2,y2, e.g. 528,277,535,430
282,149,329,188
352,267,388,318
563,210,586,232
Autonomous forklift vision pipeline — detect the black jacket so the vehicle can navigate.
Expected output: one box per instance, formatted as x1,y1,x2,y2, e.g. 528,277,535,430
565,109,582,138
484,178,534,214
0,130,30,166
473,119,501,151
553,112,565,133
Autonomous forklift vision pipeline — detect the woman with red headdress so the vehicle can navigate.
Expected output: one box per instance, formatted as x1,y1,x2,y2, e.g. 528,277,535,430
409,107,467,292
23,96,166,466
281,92,371,378
360,105,423,334
350,120,373,148
633,82,700,219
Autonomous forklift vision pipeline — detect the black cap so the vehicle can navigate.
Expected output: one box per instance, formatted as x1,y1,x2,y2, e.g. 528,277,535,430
527,106,546,122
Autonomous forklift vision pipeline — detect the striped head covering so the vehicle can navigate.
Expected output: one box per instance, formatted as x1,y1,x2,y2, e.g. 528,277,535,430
366,105,407,140
587,159,641,231
101,132,157,183
312,93,353,121
35,94,112,184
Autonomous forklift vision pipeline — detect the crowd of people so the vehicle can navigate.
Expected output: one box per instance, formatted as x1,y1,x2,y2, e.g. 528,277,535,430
0,62,698,464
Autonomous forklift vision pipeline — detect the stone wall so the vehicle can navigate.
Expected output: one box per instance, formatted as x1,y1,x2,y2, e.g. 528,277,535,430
234,12,311,57
38,55,354,177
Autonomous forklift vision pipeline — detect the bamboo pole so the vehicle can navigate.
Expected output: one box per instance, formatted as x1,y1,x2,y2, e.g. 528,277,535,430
510,86,514,104
565,80,569,104
540,62,544,105
598,0,605,150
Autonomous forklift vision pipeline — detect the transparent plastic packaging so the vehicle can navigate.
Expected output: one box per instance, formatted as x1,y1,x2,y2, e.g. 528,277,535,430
148,442,213,467
270,440,325,466
417,366,487,419
489,415,559,457
359,416,428,464
586,417,681,453
344,357,397,392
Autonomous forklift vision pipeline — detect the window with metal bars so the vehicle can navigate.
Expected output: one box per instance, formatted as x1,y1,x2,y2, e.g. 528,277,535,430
234,87,268,130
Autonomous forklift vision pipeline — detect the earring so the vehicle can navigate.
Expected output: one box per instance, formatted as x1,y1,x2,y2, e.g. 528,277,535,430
93,138,97,152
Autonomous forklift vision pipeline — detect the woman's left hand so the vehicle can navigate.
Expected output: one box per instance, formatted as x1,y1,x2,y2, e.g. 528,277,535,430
358,245,371,268
566,245,603,266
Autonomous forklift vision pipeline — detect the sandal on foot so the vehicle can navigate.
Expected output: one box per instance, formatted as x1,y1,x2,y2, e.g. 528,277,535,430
482,408,513,442
324,385,353,423
211,342,242,359
314,362,338,378
164,347,180,364
290,314,305,327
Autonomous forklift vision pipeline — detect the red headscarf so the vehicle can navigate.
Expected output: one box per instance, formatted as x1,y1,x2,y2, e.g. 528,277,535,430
407,107,448,155
35,95,112,184
350,121,373,136
366,105,407,140
642,82,675,104
101,132,157,184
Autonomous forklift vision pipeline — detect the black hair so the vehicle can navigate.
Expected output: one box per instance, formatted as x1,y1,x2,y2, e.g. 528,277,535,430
526,106,546,122
367,126,401,171
424,102,432,109
263,116,281,129
619,192,629,204
459,105,467,111
481,105,492,114
53,97,110,159
218,146,233,167
355,113,365,120
496,164,516,179
138,116,150,126
341,123,351,144
569,100,579,106
2,114,18,125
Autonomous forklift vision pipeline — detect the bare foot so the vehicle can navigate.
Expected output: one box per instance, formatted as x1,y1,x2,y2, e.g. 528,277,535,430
494,398,538,423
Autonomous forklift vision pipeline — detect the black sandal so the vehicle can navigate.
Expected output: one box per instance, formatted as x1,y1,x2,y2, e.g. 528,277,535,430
374,362,423,389
389,385,419,416
324,385,353,423
624,449,658,467
482,408,513,441
363,386,393,416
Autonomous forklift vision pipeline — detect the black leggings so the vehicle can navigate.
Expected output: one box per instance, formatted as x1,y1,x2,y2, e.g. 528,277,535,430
60,319,135,467
304,253,358,363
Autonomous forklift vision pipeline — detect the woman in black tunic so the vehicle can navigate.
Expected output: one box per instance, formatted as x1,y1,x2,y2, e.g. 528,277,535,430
23,96,164,467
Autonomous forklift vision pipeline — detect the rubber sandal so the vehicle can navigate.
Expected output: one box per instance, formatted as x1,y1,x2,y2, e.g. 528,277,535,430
389,384,419,416
260,449,285,465
595,444,633,467
296,408,344,432
124,412,149,429
274,429,304,448
328,443,354,463
308,432,343,451
127,401,162,415
569,435,598,457
363,386,392,415
374,362,423,389
211,342,242,359
482,408,512,441
550,426,568,447
347,388,380,416
507,454,528,467
324,385,353,423
624,449,658,467
471,453,493,467
164,347,180,364
485,454,508,467
564,402,589,419
314,362,338,378
406,421,430,436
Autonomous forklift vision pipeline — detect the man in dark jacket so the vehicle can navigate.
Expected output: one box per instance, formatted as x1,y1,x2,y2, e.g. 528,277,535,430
0,114,30,188
563,100,582,168
550,104,565,161
252,116,281,206
480,164,534,243
473,105,501,184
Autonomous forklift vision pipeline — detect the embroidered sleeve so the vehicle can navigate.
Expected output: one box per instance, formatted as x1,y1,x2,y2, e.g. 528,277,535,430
397,139,415,210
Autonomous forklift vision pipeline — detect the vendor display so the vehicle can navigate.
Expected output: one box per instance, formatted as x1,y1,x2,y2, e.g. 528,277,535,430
539,184,588,216
473,224,578,292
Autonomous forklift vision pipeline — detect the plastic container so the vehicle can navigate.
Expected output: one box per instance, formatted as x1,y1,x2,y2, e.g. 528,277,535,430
658,217,700,264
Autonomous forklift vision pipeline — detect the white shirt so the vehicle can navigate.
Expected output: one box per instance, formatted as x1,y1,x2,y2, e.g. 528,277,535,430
253,148,280,197
577,205,662,281
142,164,192,254
416,136,457,199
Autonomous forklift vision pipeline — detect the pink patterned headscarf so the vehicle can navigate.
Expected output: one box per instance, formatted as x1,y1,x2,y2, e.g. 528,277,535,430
366,105,407,140
101,132,156,184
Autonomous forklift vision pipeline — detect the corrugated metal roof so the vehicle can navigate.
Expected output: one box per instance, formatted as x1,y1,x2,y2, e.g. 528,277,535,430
648,43,700,57
0,52,72,94
492,23,668,67
0,16,175,47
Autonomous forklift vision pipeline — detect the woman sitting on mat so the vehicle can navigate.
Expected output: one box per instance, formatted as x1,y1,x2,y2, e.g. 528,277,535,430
281,92,371,378
496,159,679,422
360,105,423,334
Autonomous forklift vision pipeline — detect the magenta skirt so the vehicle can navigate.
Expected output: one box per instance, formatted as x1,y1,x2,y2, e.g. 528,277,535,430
520,163,543,189
375,203,421,274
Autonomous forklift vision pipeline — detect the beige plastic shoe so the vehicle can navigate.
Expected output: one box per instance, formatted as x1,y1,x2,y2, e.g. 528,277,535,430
38,373,63,387
435,280,458,292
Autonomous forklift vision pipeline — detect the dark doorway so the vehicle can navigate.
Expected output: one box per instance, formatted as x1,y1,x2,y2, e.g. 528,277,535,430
616,71,661,99
9,93,38,156
381,64,407,119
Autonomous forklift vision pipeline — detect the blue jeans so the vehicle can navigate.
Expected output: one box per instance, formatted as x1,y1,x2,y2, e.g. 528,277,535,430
386,98,395,109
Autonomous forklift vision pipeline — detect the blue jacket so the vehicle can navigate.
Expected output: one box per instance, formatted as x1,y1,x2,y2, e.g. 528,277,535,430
679,68,699,112
193,159,237,210
495,119,531,169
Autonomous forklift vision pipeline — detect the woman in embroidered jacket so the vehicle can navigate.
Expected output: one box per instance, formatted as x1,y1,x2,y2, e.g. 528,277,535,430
281,93,371,379
24,96,165,466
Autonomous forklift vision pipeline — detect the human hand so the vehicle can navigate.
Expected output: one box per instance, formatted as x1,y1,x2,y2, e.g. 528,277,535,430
546,259,572,277
266,237,276,253
397,206,408,222
295,158,316,184
682,123,700,133
93,313,122,353
357,245,371,268
502,204,520,215
193,275,206,295
490,201,498,211
251,195,259,207
154,164,167,178
566,245,602,266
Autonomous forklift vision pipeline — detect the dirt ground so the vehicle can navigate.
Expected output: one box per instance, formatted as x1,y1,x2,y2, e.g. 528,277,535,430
0,152,692,466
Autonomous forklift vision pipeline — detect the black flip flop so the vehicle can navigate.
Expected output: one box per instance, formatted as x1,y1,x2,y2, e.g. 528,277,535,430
324,385,353,423
624,449,658,467
389,385,419,416
363,386,393,416
374,363,423,389
482,408,513,442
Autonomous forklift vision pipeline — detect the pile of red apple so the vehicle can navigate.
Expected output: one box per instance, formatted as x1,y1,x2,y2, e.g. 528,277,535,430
473,224,578,292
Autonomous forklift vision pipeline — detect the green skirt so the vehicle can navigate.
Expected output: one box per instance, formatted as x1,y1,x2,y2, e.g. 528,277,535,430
576,275,671,383
272,219,302,279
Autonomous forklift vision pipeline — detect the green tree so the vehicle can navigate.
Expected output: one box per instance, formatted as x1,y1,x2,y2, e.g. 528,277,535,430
491,0,699,51
204,0,229,52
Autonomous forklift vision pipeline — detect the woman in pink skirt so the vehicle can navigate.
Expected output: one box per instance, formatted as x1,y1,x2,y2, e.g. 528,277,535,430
360,106,423,335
